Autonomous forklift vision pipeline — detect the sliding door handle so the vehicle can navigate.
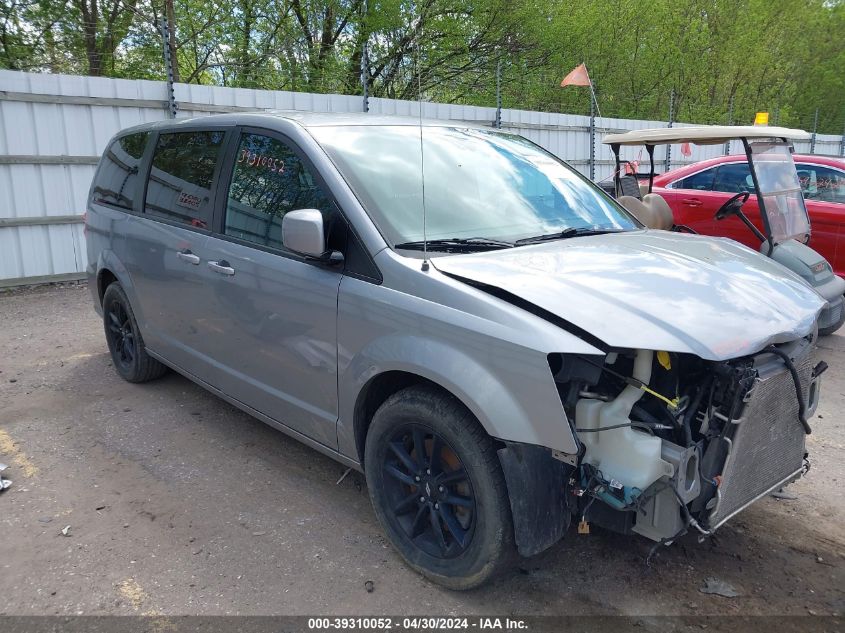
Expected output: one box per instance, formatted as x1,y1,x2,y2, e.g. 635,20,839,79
208,260,235,276
176,250,200,265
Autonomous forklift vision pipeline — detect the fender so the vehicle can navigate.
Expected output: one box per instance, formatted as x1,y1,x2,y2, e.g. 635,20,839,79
95,249,148,335
337,332,579,461
768,239,845,301
338,334,580,558
94,250,163,348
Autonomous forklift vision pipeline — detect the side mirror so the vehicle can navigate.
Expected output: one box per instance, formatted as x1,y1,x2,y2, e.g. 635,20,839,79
282,209,327,258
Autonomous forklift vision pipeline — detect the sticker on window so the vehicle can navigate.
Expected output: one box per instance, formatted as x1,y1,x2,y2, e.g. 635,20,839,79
177,191,202,209
238,149,285,173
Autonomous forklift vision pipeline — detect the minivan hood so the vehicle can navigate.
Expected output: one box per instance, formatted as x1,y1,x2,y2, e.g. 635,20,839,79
433,231,825,360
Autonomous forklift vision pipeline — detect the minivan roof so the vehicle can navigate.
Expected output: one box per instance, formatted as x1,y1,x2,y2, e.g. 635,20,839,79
116,111,496,135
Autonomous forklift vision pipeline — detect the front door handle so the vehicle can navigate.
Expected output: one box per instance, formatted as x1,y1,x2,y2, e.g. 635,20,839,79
208,260,235,276
681,198,703,207
176,250,200,265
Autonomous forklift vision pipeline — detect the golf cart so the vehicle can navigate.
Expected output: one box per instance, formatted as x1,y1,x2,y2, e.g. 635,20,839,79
603,126,845,336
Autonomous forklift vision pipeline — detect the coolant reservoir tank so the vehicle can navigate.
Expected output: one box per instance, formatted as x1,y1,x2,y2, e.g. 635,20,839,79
576,398,672,492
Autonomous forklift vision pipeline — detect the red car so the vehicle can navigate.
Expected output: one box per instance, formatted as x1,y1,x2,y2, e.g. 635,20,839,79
653,154,845,275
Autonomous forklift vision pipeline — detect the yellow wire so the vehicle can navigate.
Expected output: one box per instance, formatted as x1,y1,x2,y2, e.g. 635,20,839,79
639,384,680,410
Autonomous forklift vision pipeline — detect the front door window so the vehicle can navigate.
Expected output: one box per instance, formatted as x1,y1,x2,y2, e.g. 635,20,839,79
224,133,334,252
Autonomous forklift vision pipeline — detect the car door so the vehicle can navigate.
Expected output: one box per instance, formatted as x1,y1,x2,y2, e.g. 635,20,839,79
123,127,232,379
196,128,344,447
659,166,722,234
799,163,845,276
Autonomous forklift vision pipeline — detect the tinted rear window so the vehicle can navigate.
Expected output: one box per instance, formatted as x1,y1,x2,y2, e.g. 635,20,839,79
93,132,150,210
144,131,225,230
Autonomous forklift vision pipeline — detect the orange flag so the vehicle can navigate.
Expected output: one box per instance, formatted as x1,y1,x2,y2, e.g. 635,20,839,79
680,142,692,157
561,63,591,87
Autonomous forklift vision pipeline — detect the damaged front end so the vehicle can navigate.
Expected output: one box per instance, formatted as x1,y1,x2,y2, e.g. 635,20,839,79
549,335,825,544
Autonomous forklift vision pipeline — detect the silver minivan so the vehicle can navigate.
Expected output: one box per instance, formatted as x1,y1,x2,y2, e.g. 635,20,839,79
87,112,827,588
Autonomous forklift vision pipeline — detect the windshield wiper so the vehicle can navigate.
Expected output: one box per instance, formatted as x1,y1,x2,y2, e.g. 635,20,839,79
514,227,624,246
393,237,514,252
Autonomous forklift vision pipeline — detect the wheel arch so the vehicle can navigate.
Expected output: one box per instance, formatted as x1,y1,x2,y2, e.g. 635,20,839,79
353,370,489,468
340,333,576,465
352,368,576,560
97,268,118,306
93,251,146,329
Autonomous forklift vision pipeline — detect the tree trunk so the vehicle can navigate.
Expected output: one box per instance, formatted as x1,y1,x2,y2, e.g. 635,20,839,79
76,0,102,76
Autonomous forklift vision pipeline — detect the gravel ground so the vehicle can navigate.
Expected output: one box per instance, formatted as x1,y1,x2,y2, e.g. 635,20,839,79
0,283,842,617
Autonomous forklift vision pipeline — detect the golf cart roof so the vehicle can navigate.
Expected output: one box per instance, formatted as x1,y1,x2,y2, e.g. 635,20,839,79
603,125,811,146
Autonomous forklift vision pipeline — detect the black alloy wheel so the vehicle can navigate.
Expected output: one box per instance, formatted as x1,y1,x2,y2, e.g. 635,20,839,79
105,298,135,371
364,385,514,589
101,282,167,383
382,424,476,559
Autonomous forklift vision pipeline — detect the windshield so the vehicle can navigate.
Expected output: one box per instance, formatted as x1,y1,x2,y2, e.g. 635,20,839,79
748,141,810,242
310,125,638,248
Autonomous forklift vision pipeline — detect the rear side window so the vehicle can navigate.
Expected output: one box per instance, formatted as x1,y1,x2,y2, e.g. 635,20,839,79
714,163,754,193
672,167,716,191
145,131,225,229
93,132,150,210
224,133,334,250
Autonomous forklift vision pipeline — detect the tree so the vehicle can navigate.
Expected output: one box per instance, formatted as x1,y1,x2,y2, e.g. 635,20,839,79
72,0,139,75
2,0,843,133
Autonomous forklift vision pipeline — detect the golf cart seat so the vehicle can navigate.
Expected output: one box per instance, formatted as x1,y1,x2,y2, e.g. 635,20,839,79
618,193,674,230
617,174,642,199
641,193,674,230
617,195,648,221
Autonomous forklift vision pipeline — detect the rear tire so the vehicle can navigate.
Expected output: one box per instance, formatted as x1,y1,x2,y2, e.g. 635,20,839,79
102,282,167,383
364,385,514,589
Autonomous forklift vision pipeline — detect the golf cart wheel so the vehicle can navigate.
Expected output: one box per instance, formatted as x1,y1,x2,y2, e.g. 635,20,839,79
818,297,845,337
364,385,514,590
102,282,167,383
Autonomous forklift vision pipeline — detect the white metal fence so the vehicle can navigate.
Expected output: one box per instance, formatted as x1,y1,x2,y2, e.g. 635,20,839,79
1,69,842,286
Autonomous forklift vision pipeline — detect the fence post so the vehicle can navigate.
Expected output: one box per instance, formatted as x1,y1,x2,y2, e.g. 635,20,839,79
361,1,369,113
840,115,845,157
589,93,595,181
664,88,675,173
724,94,733,155
160,17,178,118
494,59,502,129
360,48,369,112
810,108,819,154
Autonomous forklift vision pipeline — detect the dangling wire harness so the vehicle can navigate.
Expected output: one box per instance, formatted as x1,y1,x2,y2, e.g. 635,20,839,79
581,356,680,410
765,345,812,434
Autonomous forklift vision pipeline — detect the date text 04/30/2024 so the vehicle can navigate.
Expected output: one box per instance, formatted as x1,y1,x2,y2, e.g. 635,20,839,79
306,617,528,630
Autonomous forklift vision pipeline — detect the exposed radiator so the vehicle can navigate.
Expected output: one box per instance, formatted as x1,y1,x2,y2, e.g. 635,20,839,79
706,347,814,528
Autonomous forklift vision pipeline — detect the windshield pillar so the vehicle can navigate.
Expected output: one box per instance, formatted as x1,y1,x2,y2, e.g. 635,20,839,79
742,138,774,255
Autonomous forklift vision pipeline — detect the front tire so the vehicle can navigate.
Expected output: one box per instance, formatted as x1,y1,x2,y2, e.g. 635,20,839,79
102,282,167,383
818,296,845,336
364,385,514,589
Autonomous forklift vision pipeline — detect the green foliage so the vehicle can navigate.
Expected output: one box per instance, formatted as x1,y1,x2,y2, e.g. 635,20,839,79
1,0,843,132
